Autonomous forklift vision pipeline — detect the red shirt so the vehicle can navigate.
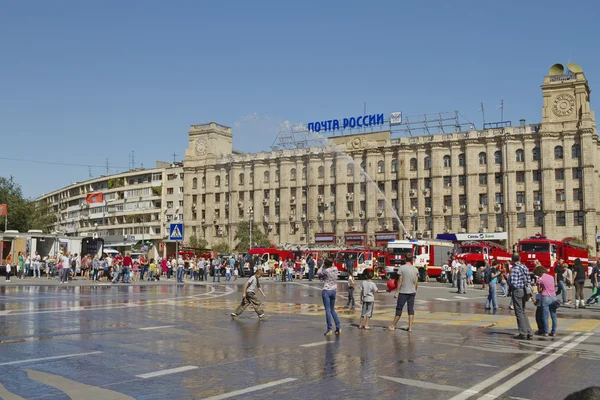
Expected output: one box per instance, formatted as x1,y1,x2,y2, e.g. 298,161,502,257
123,256,133,267
115,255,123,263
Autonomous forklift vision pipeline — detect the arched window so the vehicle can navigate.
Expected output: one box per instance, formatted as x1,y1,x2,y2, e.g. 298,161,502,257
516,149,524,162
318,166,324,178
494,151,502,164
532,147,540,161
275,169,280,182
458,154,465,167
347,163,354,176
264,171,270,183
215,176,221,187
443,155,451,168
424,156,431,169
201,176,206,188
290,168,296,180
409,158,417,170
377,160,385,173
302,167,307,180
192,177,197,189
330,164,335,177
479,152,487,165
225,174,229,186
572,143,581,158
238,173,244,185
249,172,254,184
391,159,398,173
554,146,563,159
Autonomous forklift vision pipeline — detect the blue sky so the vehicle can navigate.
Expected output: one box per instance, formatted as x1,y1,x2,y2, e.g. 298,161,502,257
1,0,598,198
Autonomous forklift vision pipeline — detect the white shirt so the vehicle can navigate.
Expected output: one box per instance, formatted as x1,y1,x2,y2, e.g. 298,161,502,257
61,256,69,268
177,257,184,267
170,259,176,267
106,256,113,267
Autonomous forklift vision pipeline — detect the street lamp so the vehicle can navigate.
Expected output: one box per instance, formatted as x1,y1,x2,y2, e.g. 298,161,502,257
248,208,254,250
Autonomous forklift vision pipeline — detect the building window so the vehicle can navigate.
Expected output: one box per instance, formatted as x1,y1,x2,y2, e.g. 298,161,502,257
572,143,581,159
480,214,489,229
167,188,174,195
516,149,524,162
574,210,584,226
425,197,432,208
444,216,452,230
495,192,504,204
495,173,503,185
347,164,354,176
166,201,173,208
444,195,452,206
192,178,197,189
262,171,269,183
391,159,398,173
302,167,307,180
517,212,526,227
554,146,564,159
533,170,542,182
410,198,418,209
460,215,467,229
516,171,525,183
573,168,582,179
479,193,488,206
152,173,162,181
556,189,565,201
225,174,229,186
459,194,466,206
573,188,582,201
424,178,432,189
533,191,542,202
532,147,540,161
556,211,566,226
290,168,296,180
392,181,398,191
330,164,335,177
516,191,526,203
318,166,324,178
410,179,418,190
479,152,487,165
378,182,385,192
178,187,184,194
215,193,220,202
409,158,417,170
534,211,544,227
377,160,385,173
424,156,431,169
275,170,279,182
237,173,243,185
479,173,488,185
249,172,254,184
361,161,366,171
215,176,221,187
555,169,564,180
443,155,451,168
458,154,465,167
496,214,505,229
459,175,466,186
443,176,452,187
494,151,502,164
202,176,206,188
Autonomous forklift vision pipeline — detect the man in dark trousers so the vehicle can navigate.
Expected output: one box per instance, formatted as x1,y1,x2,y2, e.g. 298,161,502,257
307,255,316,281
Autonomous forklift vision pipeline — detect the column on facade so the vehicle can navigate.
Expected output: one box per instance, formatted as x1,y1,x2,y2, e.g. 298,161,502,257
430,145,445,236
541,134,558,238
580,130,597,252
450,143,463,233
465,143,483,233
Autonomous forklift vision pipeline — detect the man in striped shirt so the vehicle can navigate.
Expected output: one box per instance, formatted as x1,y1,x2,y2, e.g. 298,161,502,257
508,253,533,340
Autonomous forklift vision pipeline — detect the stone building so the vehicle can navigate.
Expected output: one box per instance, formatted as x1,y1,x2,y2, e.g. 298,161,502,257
183,64,598,254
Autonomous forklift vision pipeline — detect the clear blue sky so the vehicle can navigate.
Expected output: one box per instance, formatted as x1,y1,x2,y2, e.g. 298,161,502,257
1,0,598,198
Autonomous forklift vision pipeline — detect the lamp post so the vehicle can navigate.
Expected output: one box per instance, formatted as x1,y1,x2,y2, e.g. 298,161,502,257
249,208,254,250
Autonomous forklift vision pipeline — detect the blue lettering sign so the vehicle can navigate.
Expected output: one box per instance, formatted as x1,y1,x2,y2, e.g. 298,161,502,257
308,113,385,132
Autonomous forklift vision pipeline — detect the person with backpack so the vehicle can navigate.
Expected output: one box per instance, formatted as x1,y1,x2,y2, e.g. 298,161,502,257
586,262,600,305
485,260,501,311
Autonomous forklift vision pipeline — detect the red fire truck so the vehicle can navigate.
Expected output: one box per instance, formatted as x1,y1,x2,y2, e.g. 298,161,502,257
518,235,589,275
384,240,414,277
455,241,512,268
334,247,383,280
412,239,454,278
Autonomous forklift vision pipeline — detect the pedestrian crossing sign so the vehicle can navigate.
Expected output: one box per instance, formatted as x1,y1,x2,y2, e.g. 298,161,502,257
169,223,184,241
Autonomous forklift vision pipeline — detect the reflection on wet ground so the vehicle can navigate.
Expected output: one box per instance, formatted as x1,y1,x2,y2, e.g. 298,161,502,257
0,282,597,399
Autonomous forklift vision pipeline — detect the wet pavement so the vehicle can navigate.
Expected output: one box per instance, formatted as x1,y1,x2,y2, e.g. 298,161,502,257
0,279,598,400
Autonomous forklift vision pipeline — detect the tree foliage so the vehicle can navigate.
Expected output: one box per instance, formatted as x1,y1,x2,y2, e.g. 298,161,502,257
0,176,56,233
234,221,272,251
213,240,230,254
188,234,209,249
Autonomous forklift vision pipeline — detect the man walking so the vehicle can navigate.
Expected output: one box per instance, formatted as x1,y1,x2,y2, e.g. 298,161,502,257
509,253,533,340
60,252,70,283
33,251,41,278
457,260,468,294
485,260,501,310
307,254,316,281
123,253,133,283
230,269,268,320
388,253,419,332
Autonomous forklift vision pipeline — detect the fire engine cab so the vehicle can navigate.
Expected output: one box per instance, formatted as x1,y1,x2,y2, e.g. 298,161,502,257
412,239,454,278
384,240,414,276
456,241,512,268
334,248,380,279
518,235,589,275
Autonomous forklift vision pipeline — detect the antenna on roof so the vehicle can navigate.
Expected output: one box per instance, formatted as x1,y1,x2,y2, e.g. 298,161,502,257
172,151,177,163
88,166,92,179
106,158,109,175
132,151,135,169
480,102,486,128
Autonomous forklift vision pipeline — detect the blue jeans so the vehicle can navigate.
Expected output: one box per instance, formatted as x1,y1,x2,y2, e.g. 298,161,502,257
92,269,99,280
500,282,508,296
213,268,220,282
148,271,154,281
177,267,184,282
557,280,567,303
226,273,231,281
309,267,315,281
485,283,498,309
25,263,30,277
541,295,557,334
322,290,341,332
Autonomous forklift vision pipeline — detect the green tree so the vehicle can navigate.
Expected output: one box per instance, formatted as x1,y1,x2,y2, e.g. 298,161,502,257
28,200,57,233
213,240,230,254
188,234,209,249
234,221,272,251
0,176,33,232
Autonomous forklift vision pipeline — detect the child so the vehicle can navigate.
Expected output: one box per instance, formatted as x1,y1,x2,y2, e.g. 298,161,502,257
359,277,385,330
225,265,231,281
5,254,12,282
344,274,356,309
275,263,281,282
231,269,268,320
149,259,157,281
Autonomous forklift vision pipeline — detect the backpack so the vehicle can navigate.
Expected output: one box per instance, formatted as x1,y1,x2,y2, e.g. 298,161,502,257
484,268,492,284
71,259,77,268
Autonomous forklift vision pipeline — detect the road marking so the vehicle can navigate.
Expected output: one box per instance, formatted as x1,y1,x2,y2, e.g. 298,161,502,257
26,369,135,400
474,363,496,368
299,341,331,348
139,325,176,330
565,320,600,332
447,332,579,400
454,296,469,300
480,333,593,399
0,351,102,366
0,383,26,400
202,378,297,400
379,376,462,392
435,298,450,302
136,365,198,379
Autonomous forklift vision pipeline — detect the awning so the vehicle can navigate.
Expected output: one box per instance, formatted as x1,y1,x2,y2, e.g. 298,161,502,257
104,242,132,247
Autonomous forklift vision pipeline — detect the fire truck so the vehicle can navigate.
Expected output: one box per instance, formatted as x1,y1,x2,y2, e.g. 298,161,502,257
334,247,383,280
455,241,512,268
384,240,414,276
412,239,454,278
518,235,589,275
